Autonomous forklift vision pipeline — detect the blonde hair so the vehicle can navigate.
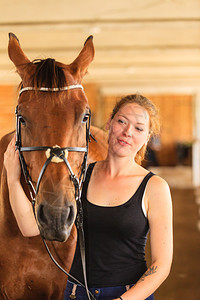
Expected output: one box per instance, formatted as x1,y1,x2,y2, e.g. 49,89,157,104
111,94,160,165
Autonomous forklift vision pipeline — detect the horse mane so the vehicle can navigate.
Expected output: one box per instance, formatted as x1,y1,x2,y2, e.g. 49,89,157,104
29,58,67,89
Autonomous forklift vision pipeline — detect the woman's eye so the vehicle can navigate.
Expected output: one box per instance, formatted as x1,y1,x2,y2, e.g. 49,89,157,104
118,119,125,124
135,126,143,132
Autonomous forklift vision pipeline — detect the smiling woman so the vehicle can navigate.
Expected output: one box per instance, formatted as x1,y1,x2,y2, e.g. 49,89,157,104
109,94,160,164
105,102,150,161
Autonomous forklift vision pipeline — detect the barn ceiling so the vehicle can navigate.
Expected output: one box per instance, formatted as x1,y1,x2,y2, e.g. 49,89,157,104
0,0,200,95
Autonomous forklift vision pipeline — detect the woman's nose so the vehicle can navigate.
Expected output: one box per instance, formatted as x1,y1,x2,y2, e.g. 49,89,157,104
123,124,133,137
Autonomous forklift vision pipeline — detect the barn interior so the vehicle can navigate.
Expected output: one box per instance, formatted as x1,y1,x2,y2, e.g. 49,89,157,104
0,0,199,299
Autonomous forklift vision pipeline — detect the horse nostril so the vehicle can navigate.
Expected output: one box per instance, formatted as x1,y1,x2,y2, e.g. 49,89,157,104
37,204,48,225
62,205,75,226
67,205,75,225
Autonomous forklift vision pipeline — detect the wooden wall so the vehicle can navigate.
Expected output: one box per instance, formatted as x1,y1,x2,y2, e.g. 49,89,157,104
0,85,17,139
84,83,100,126
147,94,193,166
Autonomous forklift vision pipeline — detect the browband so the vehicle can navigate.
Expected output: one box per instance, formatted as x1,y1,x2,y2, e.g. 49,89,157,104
19,84,84,96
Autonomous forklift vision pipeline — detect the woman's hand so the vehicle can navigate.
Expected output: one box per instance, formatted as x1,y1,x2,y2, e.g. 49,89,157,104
4,136,21,184
4,135,40,237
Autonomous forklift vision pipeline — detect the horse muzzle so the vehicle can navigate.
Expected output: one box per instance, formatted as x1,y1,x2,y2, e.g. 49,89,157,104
36,200,76,242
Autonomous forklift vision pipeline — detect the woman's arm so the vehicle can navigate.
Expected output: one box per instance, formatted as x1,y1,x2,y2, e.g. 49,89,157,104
4,137,40,237
117,175,173,300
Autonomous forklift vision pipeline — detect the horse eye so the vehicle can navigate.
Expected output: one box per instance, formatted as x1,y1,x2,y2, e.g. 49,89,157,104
82,113,89,123
19,116,26,126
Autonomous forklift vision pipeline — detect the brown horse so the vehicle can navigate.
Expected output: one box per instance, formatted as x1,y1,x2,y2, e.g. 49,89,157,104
0,33,107,300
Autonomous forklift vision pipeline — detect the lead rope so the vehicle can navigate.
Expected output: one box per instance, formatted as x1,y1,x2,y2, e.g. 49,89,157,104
66,118,95,300
75,189,93,300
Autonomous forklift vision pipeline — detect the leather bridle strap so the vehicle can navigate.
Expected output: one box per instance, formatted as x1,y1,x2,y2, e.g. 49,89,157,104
20,146,87,152
19,84,84,96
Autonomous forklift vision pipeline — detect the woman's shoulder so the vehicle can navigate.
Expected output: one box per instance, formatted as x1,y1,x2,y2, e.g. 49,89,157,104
135,165,170,195
148,173,170,189
145,173,171,205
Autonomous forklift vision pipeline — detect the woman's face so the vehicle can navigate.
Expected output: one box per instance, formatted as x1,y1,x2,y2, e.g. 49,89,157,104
107,103,150,158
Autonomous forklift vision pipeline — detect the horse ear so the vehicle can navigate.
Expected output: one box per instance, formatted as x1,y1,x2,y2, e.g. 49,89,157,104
70,36,95,81
8,33,31,79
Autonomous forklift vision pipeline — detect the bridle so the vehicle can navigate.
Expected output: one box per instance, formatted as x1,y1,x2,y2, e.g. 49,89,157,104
16,84,89,213
15,84,95,300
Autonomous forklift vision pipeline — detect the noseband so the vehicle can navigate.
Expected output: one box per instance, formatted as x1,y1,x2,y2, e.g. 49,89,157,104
15,84,95,300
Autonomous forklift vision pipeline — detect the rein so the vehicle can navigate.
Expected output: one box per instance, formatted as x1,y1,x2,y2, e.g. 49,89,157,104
15,84,95,300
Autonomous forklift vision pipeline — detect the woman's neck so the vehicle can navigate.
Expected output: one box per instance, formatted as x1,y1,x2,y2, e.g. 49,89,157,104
102,154,139,178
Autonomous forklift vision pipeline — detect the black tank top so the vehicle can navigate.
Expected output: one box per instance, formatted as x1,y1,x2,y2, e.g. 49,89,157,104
70,163,154,287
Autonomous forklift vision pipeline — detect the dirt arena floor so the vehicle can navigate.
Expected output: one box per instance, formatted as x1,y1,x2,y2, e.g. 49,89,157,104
150,186,200,300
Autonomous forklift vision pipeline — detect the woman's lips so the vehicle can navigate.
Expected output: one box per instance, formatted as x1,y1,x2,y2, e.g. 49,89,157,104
117,139,131,146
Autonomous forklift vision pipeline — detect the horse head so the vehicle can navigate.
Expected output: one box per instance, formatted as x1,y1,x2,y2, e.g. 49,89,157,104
8,33,94,242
